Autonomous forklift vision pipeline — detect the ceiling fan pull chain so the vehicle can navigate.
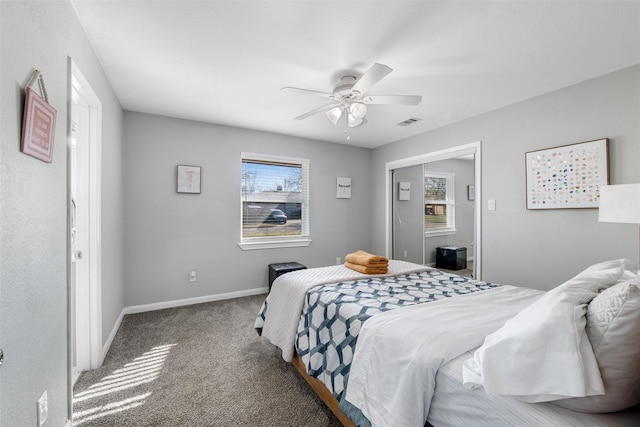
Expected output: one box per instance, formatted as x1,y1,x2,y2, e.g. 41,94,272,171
344,113,350,141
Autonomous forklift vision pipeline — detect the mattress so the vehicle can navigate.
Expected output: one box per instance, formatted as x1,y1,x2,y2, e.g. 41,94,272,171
427,349,640,427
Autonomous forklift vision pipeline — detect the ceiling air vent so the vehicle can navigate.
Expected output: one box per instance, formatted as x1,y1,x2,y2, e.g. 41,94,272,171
396,117,422,127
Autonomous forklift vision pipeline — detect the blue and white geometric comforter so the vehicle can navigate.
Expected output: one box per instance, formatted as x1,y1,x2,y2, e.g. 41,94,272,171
294,270,500,401
255,260,430,362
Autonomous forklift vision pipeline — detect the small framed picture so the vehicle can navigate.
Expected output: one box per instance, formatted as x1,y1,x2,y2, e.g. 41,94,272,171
177,165,201,194
467,185,475,201
398,182,411,201
337,177,351,199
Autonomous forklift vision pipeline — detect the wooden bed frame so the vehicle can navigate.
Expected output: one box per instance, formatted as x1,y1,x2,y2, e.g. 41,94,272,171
292,352,356,427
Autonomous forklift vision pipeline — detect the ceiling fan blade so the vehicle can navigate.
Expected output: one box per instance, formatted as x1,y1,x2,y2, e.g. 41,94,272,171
293,103,342,121
281,86,335,99
363,95,422,105
351,63,393,94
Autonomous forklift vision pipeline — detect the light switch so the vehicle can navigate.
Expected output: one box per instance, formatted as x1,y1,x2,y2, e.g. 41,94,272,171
488,199,496,211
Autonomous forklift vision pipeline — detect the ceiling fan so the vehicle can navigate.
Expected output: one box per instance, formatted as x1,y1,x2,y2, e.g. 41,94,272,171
282,63,422,129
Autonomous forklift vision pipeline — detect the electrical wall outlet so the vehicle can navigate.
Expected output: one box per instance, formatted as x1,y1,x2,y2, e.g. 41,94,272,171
37,390,48,426
403,250,408,258
336,257,341,265
189,270,197,283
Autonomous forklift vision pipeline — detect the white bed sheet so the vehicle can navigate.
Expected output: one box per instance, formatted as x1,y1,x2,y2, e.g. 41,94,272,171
343,285,543,427
429,350,640,427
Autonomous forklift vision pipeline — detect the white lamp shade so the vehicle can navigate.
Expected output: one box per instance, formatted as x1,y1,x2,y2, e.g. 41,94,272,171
599,184,640,224
347,113,363,128
349,102,367,120
325,106,343,125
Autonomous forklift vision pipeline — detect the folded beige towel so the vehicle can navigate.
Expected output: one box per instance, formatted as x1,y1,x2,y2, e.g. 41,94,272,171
345,261,389,275
345,250,389,267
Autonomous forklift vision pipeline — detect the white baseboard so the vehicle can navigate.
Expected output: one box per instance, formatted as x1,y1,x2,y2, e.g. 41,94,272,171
100,287,269,363
124,287,269,315
101,309,126,363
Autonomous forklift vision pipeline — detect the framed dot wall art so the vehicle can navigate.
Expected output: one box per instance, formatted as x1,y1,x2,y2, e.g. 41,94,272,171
525,138,609,209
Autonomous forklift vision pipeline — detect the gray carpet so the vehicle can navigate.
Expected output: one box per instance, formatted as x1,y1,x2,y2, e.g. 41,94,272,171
73,294,342,426
437,260,474,279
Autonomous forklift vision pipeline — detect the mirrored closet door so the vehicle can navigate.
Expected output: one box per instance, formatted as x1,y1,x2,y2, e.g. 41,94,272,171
390,145,479,279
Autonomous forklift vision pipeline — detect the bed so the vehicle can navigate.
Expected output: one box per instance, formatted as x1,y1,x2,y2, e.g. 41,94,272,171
255,259,640,426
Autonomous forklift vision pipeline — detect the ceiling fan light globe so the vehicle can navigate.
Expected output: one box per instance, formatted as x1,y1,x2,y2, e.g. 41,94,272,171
325,106,343,124
349,102,367,120
348,114,363,128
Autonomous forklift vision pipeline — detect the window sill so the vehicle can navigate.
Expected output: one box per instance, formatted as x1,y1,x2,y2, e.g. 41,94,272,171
238,238,312,251
425,229,457,238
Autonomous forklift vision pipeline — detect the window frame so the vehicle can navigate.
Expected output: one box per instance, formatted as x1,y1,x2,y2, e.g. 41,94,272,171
238,152,311,250
424,171,456,237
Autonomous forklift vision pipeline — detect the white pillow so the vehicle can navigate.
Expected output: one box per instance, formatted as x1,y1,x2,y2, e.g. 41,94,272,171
552,277,640,413
462,259,631,401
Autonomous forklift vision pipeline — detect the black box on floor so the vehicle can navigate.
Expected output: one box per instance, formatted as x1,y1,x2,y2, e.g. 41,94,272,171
268,262,307,291
436,246,467,270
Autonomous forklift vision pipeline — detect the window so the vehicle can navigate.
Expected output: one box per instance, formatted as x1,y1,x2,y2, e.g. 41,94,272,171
424,171,455,236
239,153,310,250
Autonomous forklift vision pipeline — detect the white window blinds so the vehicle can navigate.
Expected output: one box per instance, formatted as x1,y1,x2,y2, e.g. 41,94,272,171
240,153,310,249
425,172,455,233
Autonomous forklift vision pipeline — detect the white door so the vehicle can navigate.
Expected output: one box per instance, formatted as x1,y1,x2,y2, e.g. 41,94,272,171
68,59,102,388
70,99,91,382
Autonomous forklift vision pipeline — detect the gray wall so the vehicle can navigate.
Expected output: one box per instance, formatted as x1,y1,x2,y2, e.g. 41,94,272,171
0,2,125,426
123,112,372,306
373,65,640,290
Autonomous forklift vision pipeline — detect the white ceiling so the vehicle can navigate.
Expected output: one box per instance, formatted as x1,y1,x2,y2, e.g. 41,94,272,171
71,1,640,149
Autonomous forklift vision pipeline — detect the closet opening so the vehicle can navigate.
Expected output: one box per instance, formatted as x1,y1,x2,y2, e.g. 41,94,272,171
385,142,481,279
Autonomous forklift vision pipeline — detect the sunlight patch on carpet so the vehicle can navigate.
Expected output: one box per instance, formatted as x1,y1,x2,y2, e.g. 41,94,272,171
73,344,176,424
73,392,151,425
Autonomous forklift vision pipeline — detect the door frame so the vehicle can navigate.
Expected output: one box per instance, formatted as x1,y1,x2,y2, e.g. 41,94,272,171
385,141,482,279
67,57,103,417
